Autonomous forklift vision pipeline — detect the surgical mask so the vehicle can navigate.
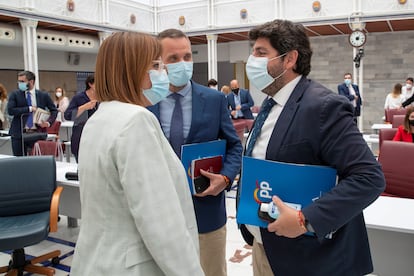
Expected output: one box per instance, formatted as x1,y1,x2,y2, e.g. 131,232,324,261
165,61,193,87
232,88,239,94
344,79,352,86
409,119,414,126
245,54,287,91
143,69,170,105
55,92,62,98
406,84,412,89
18,82,28,91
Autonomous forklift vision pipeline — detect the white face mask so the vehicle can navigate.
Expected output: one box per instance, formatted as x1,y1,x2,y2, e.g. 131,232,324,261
55,92,62,98
406,83,412,89
245,53,287,91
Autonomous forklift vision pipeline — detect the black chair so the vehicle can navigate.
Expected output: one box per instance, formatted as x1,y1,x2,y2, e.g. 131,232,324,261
0,156,63,276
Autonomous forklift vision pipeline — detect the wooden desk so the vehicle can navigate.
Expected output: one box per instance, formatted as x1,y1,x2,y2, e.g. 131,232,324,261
364,196,414,276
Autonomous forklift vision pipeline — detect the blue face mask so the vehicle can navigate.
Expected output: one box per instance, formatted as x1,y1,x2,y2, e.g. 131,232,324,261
344,79,352,86
165,61,193,87
245,54,287,91
18,82,29,91
143,69,170,105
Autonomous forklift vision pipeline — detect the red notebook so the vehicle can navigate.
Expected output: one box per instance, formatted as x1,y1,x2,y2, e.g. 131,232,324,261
191,155,223,193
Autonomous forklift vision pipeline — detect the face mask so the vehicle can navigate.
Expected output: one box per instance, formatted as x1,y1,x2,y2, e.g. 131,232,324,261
409,119,414,126
165,61,193,87
232,88,239,94
344,79,352,86
143,69,170,105
55,92,62,98
18,82,28,91
245,54,287,91
406,84,412,89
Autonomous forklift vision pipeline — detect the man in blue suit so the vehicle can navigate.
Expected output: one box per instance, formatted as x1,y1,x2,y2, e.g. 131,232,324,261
238,20,385,276
7,71,57,156
148,29,242,276
227,79,254,119
337,72,362,123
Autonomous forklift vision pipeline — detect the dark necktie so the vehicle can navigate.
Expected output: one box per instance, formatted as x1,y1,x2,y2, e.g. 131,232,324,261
245,98,276,156
26,91,33,128
169,93,184,157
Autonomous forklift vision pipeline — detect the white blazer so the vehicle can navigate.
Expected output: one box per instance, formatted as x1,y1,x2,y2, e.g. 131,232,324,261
71,101,204,276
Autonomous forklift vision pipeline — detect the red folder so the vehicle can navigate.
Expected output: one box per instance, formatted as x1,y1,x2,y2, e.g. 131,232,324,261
191,155,223,193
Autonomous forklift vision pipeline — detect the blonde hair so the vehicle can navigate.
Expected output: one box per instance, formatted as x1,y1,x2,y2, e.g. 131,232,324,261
391,83,402,97
95,32,161,105
0,83,7,101
54,86,66,100
221,85,231,94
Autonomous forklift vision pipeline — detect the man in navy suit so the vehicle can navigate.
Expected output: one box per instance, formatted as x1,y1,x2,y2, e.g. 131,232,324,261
148,29,242,276
238,20,385,276
337,72,362,123
227,79,254,119
7,70,57,156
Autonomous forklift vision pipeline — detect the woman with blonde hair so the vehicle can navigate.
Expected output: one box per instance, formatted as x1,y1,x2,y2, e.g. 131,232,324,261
70,32,204,276
0,83,8,130
53,86,69,121
384,83,403,109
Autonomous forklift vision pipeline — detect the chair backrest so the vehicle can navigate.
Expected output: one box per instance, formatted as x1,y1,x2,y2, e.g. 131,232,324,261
232,120,246,141
378,141,414,198
32,140,64,161
47,120,61,135
392,115,405,128
385,108,406,123
0,156,56,216
379,128,397,149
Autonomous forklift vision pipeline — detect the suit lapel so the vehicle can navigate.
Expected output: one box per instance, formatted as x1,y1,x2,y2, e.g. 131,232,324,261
186,83,206,142
266,77,309,159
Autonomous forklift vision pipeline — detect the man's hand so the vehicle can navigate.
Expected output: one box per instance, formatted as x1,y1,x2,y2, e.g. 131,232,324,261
194,169,228,197
267,196,307,238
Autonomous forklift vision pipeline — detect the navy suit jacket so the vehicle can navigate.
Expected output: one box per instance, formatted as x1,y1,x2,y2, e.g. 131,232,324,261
240,77,385,275
148,81,243,233
337,83,362,116
7,89,57,138
227,89,254,119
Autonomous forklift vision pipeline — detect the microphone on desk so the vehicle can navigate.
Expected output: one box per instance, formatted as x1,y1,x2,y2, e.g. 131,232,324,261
65,171,78,181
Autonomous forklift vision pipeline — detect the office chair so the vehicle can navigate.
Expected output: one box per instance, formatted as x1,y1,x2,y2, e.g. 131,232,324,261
379,128,397,149
47,120,61,138
31,140,64,161
0,156,63,276
378,141,414,198
392,115,405,128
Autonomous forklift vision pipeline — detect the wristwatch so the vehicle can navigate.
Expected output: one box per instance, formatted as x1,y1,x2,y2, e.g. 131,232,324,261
305,219,315,233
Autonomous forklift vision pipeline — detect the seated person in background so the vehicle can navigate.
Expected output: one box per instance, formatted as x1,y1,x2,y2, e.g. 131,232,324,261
402,77,414,103
207,78,218,90
54,86,69,122
64,74,98,162
227,79,254,119
393,106,414,142
0,83,8,130
384,83,403,109
220,85,231,98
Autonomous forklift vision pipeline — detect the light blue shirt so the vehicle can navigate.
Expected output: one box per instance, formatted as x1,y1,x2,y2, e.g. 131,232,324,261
159,81,192,141
233,92,243,118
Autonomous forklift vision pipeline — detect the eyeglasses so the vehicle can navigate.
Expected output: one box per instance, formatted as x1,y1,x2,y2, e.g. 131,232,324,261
151,60,165,72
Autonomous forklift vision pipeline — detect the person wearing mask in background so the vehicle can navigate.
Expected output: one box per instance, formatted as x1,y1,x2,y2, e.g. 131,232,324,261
64,74,98,162
0,83,8,130
207,78,218,90
384,83,403,110
238,19,385,276
54,86,69,122
147,28,242,276
7,71,58,156
338,72,362,124
227,79,255,119
402,77,414,104
70,31,204,276
392,106,414,142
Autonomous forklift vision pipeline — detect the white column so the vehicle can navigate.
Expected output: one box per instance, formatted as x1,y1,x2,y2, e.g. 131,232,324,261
101,0,110,25
206,34,218,82
20,19,39,89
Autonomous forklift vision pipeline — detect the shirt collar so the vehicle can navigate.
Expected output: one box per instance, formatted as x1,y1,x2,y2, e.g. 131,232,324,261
168,81,191,98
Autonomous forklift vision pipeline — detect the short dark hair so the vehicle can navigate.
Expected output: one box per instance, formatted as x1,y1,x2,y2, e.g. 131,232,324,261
207,79,218,86
406,77,414,83
18,70,36,82
249,19,312,76
85,74,95,90
158,28,188,40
